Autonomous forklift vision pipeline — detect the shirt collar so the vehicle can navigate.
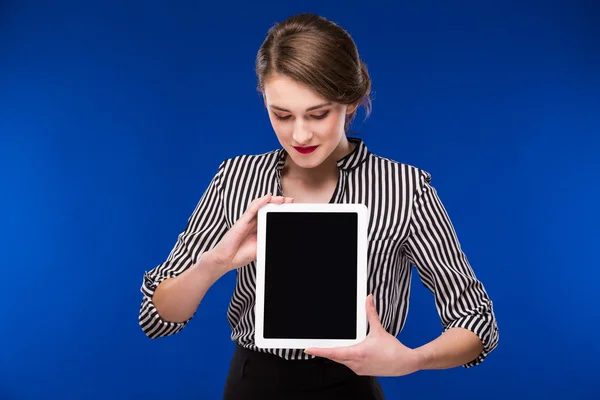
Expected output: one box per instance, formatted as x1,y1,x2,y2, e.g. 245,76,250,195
275,137,369,172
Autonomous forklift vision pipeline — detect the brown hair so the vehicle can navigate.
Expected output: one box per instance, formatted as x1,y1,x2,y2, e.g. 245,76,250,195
255,13,372,132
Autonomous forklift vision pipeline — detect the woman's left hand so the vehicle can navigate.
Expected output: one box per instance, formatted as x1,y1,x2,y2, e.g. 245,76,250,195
304,294,424,377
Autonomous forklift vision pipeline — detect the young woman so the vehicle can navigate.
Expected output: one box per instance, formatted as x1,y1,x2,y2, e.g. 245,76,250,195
138,13,499,400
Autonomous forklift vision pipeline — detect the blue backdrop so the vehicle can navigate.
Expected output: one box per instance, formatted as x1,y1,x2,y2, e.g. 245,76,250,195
1,1,599,399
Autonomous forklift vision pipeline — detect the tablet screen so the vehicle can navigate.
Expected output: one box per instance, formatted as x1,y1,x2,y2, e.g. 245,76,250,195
262,211,358,340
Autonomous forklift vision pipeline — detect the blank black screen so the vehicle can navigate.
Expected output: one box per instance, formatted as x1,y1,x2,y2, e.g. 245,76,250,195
263,212,358,339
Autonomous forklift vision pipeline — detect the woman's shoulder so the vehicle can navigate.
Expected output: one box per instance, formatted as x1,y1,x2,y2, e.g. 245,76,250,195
366,150,432,186
216,148,284,175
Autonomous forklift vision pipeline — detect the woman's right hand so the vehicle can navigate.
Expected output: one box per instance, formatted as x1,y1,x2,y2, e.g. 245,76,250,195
206,194,294,274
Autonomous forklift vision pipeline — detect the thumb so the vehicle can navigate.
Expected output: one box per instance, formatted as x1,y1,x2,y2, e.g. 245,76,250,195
366,294,383,332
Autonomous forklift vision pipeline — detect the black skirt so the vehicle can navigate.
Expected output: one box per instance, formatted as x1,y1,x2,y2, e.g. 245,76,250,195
222,344,386,400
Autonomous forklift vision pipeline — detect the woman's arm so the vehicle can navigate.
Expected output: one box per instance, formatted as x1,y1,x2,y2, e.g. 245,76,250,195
404,169,499,368
305,168,498,376
414,327,484,370
151,251,225,323
138,161,229,339
150,191,292,324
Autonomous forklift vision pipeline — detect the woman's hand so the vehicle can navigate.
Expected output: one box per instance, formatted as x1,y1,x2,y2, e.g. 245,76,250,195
304,294,424,377
206,194,293,274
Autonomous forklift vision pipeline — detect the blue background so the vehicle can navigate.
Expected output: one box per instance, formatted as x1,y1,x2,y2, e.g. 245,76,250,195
1,1,599,399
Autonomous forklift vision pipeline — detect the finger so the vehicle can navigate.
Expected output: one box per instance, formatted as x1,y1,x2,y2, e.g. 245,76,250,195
268,195,286,204
242,194,273,221
229,201,265,232
366,294,383,332
304,347,354,363
252,193,273,209
283,197,294,203
239,194,291,228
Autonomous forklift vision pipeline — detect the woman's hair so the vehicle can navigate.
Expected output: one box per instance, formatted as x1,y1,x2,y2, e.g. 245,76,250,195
255,13,372,132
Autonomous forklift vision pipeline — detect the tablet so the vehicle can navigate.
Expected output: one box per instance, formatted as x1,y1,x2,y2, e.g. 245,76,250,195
254,203,368,349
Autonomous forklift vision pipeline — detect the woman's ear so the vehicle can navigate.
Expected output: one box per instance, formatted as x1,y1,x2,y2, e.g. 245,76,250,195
346,102,359,115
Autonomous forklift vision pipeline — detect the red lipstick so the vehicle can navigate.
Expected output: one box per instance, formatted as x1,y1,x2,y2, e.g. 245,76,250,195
294,145,318,154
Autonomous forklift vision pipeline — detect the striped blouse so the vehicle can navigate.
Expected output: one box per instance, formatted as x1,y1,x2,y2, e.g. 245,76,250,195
138,137,499,367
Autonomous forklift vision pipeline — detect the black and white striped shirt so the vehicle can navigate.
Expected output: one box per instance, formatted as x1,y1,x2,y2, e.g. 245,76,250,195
139,138,499,367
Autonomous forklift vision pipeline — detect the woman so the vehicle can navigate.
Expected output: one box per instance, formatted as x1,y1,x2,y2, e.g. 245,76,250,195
138,13,499,400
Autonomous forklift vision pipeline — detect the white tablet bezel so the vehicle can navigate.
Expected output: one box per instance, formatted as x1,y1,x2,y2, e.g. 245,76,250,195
254,202,368,349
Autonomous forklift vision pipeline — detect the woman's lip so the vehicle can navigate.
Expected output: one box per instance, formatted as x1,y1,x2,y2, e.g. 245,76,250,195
294,145,318,154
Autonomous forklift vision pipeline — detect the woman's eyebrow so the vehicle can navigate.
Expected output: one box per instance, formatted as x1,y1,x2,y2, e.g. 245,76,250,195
268,102,332,112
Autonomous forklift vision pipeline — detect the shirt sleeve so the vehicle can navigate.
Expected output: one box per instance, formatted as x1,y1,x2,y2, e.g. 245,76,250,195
138,160,229,339
403,169,499,367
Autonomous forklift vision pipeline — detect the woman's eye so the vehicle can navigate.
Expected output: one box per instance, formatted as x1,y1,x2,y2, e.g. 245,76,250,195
312,111,329,120
274,114,291,121
273,111,329,121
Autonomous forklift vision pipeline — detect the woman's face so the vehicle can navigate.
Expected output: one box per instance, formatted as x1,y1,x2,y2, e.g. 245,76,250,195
263,73,356,170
